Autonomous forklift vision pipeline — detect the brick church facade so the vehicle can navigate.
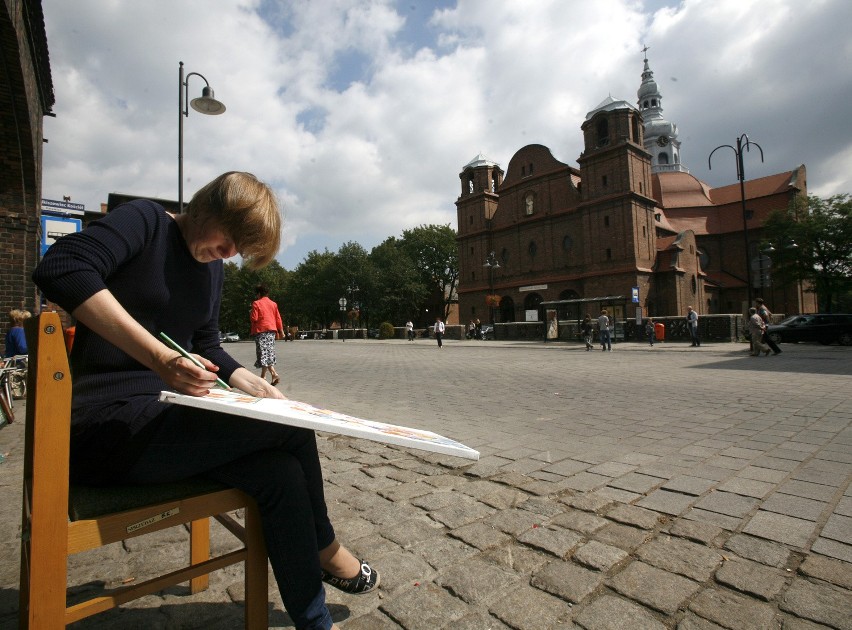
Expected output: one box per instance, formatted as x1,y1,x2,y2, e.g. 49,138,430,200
456,55,812,329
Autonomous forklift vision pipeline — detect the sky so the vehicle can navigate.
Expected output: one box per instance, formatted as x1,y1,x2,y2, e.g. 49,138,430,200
41,0,852,270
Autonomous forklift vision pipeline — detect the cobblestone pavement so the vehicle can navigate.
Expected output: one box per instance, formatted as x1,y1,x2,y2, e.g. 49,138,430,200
2,338,851,629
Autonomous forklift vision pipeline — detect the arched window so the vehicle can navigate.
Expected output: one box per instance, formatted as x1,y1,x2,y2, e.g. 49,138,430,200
528,241,537,258
499,296,515,323
562,235,573,251
524,293,543,317
501,247,509,266
658,152,669,164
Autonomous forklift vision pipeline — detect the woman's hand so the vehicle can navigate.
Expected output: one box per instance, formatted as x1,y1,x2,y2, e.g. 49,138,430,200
228,367,287,399
152,351,224,397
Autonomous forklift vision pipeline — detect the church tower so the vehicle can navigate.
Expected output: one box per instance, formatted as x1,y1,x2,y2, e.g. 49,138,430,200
637,48,687,173
577,97,658,300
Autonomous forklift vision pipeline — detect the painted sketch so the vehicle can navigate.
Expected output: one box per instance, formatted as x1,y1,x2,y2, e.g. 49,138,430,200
159,389,479,460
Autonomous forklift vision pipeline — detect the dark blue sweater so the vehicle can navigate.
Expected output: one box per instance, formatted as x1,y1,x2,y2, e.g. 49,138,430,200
33,200,242,477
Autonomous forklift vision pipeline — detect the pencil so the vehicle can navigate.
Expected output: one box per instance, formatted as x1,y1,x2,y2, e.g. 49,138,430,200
159,331,230,390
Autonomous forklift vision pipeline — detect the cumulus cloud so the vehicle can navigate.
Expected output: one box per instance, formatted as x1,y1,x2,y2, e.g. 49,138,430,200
42,0,852,268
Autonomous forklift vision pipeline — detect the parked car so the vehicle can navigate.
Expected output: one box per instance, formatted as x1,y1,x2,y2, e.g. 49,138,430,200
223,332,240,342
765,314,852,346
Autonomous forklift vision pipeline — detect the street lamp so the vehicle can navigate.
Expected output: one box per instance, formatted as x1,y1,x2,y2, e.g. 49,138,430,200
179,61,226,213
709,133,764,307
483,251,500,326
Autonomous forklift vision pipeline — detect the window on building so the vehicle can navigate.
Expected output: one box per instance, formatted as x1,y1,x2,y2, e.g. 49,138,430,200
606,248,612,259
632,116,641,143
470,247,474,255
658,153,669,164
521,166,525,176
501,248,509,265
691,275,697,295
471,271,476,280
562,235,573,251
529,163,534,174
651,99,657,106
604,215,610,227
643,100,649,108
642,225,646,237
528,241,537,257
469,215,473,224
596,119,609,146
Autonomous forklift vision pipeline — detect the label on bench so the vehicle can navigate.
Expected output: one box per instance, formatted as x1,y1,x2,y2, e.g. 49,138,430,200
127,508,180,534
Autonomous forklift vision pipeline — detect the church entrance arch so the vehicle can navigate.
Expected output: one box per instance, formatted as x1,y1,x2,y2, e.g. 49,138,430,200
499,296,515,323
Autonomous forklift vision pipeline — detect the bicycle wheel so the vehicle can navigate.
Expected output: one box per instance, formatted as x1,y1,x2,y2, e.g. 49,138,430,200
10,371,26,399
0,391,13,426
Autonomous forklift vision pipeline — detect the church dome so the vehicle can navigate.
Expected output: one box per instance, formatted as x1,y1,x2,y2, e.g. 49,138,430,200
464,152,499,169
584,95,636,120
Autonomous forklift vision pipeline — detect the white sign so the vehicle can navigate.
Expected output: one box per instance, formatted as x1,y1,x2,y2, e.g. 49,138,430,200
519,284,548,292
42,198,85,214
525,309,539,322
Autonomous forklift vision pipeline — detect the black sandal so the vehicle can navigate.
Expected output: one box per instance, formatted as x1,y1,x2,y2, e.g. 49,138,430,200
321,560,380,594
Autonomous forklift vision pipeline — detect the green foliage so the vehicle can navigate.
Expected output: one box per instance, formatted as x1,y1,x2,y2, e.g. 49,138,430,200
220,260,289,337
378,321,395,339
399,224,459,321
763,194,852,312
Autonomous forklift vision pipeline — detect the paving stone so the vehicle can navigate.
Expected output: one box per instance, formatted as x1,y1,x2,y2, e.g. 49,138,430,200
518,525,584,559
778,480,837,502
423,474,469,489
428,496,496,528
666,519,725,546
489,584,573,630
349,534,402,561
792,467,847,487
409,534,478,571
490,471,540,492
688,587,777,630
677,612,728,629
446,611,512,630
799,553,852,589
480,543,551,577
609,473,666,494
572,540,629,572
715,557,788,600
608,561,701,614
563,472,612,492
761,493,828,522
342,611,403,630
449,521,512,551
596,486,643,504
574,594,667,630
662,475,717,496
780,616,836,630
380,583,469,630
587,462,637,477
521,495,569,518
594,522,651,552
742,511,817,548
821,514,852,545
566,492,615,514
724,533,794,568
380,518,445,548
716,477,776,499
637,489,696,515
636,536,723,582
437,557,521,604
409,490,460,511
370,551,436,595
551,509,609,534
739,465,789,483
694,491,759,518
531,560,602,603
684,507,743,531
605,503,663,530
490,507,548,536
542,458,590,477
379,481,436,502
780,578,852,630
810,537,852,563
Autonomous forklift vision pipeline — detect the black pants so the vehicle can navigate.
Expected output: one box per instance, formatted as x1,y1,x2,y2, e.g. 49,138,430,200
762,331,781,354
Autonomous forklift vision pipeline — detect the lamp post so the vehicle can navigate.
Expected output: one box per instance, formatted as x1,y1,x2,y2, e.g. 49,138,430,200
347,281,360,337
709,134,764,308
483,251,500,326
179,61,226,213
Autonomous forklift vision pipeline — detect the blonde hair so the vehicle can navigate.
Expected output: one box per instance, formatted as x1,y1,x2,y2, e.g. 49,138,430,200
9,309,31,326
187,171,281,269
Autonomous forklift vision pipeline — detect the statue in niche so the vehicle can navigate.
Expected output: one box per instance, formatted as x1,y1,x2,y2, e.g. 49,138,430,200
525,194,534,215
469,179,474,193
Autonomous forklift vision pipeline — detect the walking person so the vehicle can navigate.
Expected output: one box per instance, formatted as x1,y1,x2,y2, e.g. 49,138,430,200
755,298,782,355
251,284,284,386
747,307,771,356
645,317,655,347
33,171,378,630
405,320,414,341
597,309,612,352
434,316,445,348
686,306,700,347
581,314,594,351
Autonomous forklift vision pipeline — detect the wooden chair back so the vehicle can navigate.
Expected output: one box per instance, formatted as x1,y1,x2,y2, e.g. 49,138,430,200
18,312,268,628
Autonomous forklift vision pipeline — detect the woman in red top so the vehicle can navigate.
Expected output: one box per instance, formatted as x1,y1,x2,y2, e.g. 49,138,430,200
250,284,284,385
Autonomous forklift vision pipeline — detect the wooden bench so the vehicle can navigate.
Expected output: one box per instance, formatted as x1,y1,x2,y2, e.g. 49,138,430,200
18,312,269,628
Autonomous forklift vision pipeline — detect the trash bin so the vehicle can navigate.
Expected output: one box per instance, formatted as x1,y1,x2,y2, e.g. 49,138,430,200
654,322,665,341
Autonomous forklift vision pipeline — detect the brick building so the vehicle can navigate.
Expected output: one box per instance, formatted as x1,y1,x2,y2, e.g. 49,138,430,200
456,54,811,331
0,0,53,351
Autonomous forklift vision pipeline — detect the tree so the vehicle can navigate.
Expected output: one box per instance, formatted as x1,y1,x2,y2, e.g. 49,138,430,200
763,194,852,312
368,237,429,325
399,224,459,321
220,260,289,337
285,250,339,329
